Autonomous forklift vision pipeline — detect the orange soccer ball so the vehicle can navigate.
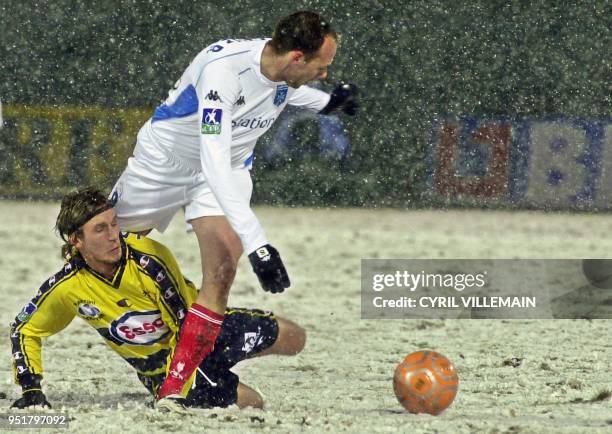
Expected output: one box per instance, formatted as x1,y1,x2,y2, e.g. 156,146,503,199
393,350,459,415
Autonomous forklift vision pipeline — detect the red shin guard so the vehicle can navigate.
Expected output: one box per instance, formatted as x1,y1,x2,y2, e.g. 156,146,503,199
157,303,224,399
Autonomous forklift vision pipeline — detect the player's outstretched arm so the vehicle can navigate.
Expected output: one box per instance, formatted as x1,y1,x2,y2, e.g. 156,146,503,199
197,64,290,294
10,277,76,409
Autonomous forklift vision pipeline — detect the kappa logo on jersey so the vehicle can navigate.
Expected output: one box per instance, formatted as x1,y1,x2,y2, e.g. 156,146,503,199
177,308,185,320
13,351,23,360
201,108,222,134
16,366,28,375
163,288,175,299
273,84,288,106
139,256,150,268
64,262,72,273
205,90,222,102
109,310,171,345
235,96,245,106
78,302,102,320
48,275,56,286
156,271,165,283
17,302,37,322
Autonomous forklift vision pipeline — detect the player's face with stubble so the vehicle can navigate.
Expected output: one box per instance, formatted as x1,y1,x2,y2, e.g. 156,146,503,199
285,36,337,88
75,208,122,274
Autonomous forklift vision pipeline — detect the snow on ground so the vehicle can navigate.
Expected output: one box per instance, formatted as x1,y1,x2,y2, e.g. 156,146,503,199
1,201,611,433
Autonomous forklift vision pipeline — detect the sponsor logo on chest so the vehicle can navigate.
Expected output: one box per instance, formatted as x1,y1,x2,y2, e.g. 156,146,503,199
109,310,170,345
232,116,277,130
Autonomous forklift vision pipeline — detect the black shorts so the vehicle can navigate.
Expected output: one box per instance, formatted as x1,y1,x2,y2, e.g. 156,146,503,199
183,307,278,408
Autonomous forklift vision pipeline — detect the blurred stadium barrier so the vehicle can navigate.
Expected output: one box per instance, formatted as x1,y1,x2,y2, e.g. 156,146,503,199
429,117,612,210
0,106,149,198
2,107,611,212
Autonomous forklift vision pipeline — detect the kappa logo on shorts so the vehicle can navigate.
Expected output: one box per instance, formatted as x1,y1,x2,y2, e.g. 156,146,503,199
108,190,119,206
273,84,288,106
242,327,263,353
201,108,222,134
108,183,122,206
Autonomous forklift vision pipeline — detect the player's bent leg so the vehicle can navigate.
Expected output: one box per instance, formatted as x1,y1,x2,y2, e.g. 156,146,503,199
190,215,243,313
236,383,264,409
157,216,243,400
254,316,306,357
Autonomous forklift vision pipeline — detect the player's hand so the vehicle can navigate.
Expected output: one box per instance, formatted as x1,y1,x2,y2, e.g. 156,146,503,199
320,83,359,116
11,389,52,409
248,244,290,293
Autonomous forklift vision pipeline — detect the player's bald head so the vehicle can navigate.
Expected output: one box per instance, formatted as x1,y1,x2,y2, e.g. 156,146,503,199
270,11,337,60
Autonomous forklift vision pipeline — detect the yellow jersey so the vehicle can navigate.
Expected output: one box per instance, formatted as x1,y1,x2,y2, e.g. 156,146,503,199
10,233,197,395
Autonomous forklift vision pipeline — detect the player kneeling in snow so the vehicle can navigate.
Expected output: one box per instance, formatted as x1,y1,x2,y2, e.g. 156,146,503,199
9,187,305,410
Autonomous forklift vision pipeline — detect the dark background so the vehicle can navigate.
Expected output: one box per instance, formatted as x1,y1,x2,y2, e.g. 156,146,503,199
0,1,610,205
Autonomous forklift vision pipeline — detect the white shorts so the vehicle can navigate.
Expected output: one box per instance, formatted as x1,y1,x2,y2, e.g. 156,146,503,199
111,139,253,233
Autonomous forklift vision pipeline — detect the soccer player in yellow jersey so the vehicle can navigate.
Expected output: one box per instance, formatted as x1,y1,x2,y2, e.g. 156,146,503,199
9,188,305,410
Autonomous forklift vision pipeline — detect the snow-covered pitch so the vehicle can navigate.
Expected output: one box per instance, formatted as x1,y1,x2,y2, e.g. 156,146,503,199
2,202,611,433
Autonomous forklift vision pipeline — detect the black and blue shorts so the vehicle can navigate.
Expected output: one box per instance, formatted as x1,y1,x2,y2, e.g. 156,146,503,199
183,307,279,408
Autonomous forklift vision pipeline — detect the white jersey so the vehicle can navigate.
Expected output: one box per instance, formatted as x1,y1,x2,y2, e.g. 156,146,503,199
139,38,330,254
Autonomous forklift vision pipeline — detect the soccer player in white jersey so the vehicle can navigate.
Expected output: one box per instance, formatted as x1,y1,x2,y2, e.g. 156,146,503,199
110,11,358,407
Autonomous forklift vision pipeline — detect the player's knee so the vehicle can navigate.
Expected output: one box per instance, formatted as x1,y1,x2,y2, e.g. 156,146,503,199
276,317,306,355
291,324,306,355
236,383,264,409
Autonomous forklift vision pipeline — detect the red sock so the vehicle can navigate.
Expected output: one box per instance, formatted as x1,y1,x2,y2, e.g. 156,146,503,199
157,303,224,399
